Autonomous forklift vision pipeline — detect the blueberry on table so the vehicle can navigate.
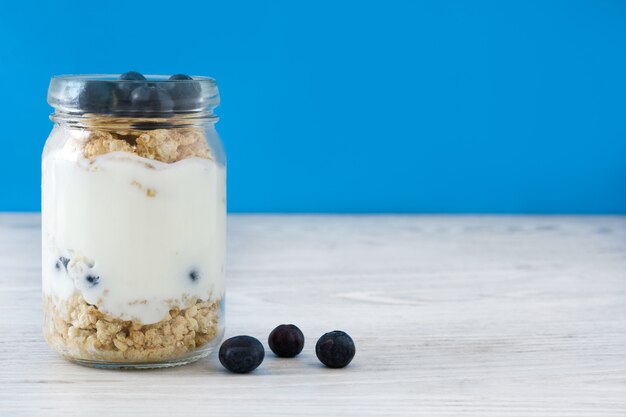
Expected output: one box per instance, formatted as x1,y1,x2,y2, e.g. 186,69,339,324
219,336,265,374
268,324,305,357
315,331,355,368
78,82,115,113
119,71,146,81
130,85,174,112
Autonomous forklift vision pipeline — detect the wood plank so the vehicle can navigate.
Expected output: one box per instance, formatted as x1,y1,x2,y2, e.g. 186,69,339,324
1,214,625,416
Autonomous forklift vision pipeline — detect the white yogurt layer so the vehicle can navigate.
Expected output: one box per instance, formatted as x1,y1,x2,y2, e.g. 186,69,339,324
42,146,226,324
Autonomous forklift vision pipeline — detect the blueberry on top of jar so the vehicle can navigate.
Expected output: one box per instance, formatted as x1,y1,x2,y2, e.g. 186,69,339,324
119,71,146,81
170,74,193,81
78,82,117,114
130,84,175,113
67,72,209,115
115,71,148,103
167,74,202,111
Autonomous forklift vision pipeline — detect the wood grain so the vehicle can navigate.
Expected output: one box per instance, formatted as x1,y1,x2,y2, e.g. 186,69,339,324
0,214,625,416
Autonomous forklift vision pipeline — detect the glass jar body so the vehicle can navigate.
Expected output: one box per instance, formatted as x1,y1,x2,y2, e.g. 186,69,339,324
41,118,226,368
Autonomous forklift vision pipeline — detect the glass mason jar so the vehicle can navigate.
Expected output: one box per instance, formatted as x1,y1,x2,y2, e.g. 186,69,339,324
42,74,226,368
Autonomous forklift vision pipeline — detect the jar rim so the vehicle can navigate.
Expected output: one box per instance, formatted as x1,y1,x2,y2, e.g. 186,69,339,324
48,74,220,117
50,73,218,83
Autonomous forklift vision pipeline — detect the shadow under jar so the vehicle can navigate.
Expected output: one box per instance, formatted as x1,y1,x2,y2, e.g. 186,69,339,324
42,74,226,369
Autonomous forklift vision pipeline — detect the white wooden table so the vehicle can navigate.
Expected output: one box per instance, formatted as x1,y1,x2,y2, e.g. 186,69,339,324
1,214,625,416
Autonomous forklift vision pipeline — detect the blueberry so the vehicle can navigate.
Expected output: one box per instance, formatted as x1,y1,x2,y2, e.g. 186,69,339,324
189,270,199,282
169,74,193,81
85,275,100,287
268,324,305,358
315,331,355,368
115,71,148,107
167,74,201,111
119,71,146,81
219,335,265,374
130,85,174,113
59,257,70,269
78,82,116,113
55,256,70,271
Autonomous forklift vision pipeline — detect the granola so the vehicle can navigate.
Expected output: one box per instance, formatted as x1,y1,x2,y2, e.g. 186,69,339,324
81,127,212,163
43,295,222,363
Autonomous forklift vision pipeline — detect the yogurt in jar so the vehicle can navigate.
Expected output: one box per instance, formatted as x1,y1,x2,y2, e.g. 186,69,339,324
42,147,226,324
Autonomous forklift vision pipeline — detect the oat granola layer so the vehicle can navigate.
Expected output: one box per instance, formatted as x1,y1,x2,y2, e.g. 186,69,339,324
43,295,222,362
81,126,212,163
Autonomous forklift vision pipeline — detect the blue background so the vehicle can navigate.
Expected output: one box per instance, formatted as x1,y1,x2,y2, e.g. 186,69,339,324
1,0,625,213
